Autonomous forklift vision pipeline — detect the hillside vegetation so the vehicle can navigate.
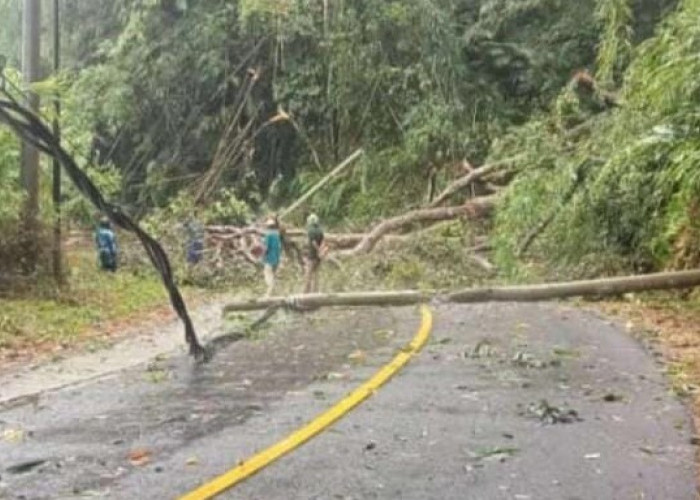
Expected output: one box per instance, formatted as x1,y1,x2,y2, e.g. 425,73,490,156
0,0,697,287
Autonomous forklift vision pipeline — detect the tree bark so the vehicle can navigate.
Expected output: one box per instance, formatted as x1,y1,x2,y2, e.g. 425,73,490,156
20,0,41,273
223,270,700,313
342,196,497,256
51,0,63,284
224,290,432,313
448,269,700,303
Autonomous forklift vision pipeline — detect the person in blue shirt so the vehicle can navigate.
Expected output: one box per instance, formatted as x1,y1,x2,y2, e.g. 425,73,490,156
184,214,204,266
261,215,282,297
95,216,118,272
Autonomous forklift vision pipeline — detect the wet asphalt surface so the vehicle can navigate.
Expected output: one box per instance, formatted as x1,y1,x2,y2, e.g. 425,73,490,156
0,303,696,499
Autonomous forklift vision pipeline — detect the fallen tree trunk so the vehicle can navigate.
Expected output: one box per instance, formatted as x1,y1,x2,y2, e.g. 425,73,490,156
222,269,700,312
206,227,417,250
448,269,700,303
342,196,497,256
223,290,431,313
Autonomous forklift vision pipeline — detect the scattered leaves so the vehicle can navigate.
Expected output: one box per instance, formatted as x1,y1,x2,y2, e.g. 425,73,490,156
523,400,582,424
465,339,496,359
347,350,366,364
602,392,624,403
2,428,25,443
469,446,520,463
128,449,151,466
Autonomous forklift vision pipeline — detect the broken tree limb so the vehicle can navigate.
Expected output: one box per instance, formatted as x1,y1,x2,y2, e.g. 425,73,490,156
223,290,432,313
448,269,700,303
222,269,700,313
206,226,412,250
468,254,496,273
429,154,525,208
280,148,364,219
342,196,497,256
429,164,501,208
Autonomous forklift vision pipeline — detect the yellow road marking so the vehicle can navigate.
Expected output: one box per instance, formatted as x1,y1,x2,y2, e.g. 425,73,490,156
179,305,433,500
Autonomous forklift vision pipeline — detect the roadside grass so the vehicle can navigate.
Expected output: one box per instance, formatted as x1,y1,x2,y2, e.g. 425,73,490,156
0,249,172,361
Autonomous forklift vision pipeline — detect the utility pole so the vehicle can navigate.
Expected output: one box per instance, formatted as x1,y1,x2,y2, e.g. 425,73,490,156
21,0,41,274
52,0,63,283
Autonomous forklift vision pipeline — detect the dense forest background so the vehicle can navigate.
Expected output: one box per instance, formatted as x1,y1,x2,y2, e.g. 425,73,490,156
1,0,699,284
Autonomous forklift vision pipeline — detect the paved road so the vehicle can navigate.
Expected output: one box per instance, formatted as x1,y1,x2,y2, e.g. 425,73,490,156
0,303,696,499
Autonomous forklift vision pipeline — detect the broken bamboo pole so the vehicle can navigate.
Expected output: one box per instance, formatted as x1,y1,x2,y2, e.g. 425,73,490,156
448,269,700,303
280,148,364,219
223,290,432,313
222,269,700,313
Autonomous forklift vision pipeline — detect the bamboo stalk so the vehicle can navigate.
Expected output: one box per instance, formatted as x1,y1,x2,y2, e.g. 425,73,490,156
280,149,364,219
223,270,700,313
448,269,700,303
223,290,431,313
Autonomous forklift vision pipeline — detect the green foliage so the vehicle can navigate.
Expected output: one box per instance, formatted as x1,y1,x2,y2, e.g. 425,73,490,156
39,0,634,224
595,0,634,85
0,0,686,292
494,0,700,277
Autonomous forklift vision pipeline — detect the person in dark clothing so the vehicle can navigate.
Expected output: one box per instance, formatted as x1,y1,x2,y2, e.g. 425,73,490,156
184,215,205,265
303,213,325,293
95,217,118,272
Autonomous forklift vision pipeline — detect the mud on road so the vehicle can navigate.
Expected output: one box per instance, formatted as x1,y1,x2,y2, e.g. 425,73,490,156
0,303,696,499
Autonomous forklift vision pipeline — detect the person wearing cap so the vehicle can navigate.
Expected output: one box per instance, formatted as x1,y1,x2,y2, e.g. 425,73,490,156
303,213,325,293
261,215,282,297
95,216,118,272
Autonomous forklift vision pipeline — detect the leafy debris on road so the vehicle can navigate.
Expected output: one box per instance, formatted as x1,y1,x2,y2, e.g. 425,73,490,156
465,339,496,359
468,446,520,464
5,459,47,475
602,392,625,403
552,347,581,358
373,329,395,341
128,449,151,466
512,351,561,369
347,350,366,364
522,400,582,424
1,428,25,443
144,362,170,384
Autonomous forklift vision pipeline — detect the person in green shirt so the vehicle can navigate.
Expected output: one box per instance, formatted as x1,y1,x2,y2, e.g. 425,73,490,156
303,213,325,293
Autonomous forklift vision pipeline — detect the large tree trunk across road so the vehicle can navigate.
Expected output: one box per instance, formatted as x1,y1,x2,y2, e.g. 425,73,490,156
223,269,700,313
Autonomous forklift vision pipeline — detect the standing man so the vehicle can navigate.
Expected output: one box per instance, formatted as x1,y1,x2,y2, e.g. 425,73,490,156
95,216,118,272
261,216,282,298
303,213,325,293
184,211,204,266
